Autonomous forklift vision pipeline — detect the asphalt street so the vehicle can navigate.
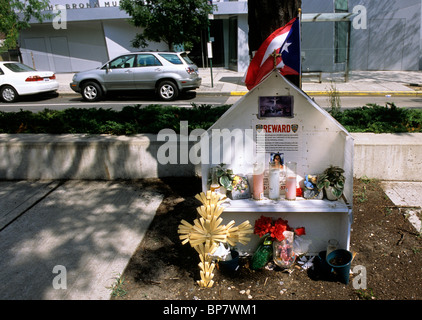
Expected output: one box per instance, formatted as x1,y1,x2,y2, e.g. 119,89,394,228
0,92,241,112
1,93,421,112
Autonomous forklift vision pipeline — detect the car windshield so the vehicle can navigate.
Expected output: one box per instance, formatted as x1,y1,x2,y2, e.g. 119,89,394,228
4,63,36,72
180,52,195,65
159,53,183,65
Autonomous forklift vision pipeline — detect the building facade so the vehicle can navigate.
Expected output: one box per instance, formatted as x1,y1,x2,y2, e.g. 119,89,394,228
18,0,422,74
18,0,249,73
302,0,422,72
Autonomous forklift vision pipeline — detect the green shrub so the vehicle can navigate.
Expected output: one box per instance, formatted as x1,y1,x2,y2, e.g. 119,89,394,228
0,104,231,135
0,102,420,135
330,103,422,133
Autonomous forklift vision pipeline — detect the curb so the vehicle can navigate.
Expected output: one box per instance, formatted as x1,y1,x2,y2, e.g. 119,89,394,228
305,90,422,97
224,90,422,97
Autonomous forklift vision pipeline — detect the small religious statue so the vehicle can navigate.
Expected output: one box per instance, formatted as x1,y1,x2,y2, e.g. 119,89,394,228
270,49,282,69
178,191,253,288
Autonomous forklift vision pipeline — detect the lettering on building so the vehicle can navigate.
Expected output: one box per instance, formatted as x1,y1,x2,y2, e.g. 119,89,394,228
48,1,121,10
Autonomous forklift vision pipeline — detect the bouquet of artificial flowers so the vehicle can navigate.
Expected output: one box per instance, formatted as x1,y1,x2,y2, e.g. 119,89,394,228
251,215,305,270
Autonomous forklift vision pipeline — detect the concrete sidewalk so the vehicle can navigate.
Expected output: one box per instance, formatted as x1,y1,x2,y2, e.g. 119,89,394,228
382,181,422,233
56,69,422,97
196,69,422,96
0,180,163,300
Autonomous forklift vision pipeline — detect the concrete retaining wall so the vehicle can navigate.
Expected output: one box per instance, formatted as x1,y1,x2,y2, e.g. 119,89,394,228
352,133,422,181
0,133,421,181
0,134,200,180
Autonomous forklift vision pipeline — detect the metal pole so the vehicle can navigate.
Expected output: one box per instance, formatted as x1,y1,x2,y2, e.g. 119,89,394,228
345,20,351,82
207,26,214,88
298,8,302,89
206,1,214,87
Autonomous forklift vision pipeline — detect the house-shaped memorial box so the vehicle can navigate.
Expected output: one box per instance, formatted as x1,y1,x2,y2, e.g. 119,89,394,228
201,70,354,255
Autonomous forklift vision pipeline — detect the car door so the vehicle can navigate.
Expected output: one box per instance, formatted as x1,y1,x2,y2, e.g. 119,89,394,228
102,54,136,90
132,54,163,90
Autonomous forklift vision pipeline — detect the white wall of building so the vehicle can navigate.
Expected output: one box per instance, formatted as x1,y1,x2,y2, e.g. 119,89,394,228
238,14,249,73
349,0,421,71
102,20,167,60
20,21,109,72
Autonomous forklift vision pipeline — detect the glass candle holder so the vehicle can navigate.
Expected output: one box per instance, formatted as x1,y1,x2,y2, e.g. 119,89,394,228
273,231,296,269
268,161,280,200
210,167,220,193
326,239,339,257
253,163,264,200
285,161,297,200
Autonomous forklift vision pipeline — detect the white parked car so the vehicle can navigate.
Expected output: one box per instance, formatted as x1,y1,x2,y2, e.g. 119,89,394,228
0,61,59,102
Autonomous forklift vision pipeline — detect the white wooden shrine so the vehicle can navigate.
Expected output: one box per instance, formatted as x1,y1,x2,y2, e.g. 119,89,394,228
200,70,354,255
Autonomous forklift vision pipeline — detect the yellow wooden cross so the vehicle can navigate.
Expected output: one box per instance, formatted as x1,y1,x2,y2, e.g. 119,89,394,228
178,191,253,288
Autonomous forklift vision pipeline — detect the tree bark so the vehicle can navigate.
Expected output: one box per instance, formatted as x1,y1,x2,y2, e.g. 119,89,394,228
248,0,301,54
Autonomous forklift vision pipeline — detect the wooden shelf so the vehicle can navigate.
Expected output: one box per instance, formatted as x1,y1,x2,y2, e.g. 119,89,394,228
221,197,350,213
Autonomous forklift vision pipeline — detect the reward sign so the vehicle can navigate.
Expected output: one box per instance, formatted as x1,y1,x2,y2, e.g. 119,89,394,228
255,123,299,153
257,124,299,133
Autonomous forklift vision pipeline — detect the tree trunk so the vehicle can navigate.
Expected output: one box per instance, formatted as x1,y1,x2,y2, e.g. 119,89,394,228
248,0,301,87
248,0,301,54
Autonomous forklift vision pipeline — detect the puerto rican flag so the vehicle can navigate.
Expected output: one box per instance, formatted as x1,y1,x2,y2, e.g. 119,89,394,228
244,17,301,90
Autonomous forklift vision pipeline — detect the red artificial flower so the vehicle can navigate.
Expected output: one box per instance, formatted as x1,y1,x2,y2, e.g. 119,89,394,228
254,215,273,237
271,223,287,241
254,216,306,240
269,218,288,241
294,227,306,236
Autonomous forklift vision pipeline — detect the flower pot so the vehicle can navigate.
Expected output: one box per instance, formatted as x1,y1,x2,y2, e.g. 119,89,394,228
325,186,342,201
314,251,332,279
326,249,353,284
218,250,239,274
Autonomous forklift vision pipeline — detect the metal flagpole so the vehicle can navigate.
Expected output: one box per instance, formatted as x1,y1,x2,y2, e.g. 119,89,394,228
298,8,302,89
207,0,214,88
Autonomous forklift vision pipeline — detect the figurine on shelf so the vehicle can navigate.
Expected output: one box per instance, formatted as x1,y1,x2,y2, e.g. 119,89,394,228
303,174,323,200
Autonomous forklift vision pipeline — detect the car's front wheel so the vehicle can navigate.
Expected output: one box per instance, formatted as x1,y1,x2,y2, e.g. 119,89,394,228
1,85,19,103
157,80,178,101
81,81,102,102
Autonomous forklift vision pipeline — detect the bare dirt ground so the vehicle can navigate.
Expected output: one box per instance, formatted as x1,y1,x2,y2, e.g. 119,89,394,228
112,177,422,301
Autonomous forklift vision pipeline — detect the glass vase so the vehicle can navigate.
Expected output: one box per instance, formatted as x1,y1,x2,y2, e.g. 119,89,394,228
273,231,296,268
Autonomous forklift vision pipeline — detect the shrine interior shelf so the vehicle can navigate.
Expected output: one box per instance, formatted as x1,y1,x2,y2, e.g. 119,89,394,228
221,198,350,214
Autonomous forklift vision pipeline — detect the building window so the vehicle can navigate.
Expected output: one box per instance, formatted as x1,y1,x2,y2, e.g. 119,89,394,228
335,0,349,64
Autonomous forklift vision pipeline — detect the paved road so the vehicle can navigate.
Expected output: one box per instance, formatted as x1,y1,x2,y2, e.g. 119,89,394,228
0,92,240,112
1,93,421,112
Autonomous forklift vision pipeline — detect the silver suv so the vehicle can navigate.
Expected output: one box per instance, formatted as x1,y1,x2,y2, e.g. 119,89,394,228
70,51,201,101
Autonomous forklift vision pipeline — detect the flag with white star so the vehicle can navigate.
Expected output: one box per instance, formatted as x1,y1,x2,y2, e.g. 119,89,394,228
245,17,301,90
